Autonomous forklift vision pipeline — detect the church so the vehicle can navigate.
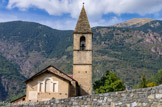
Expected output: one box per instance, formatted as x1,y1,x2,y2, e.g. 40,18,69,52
12,5,93,103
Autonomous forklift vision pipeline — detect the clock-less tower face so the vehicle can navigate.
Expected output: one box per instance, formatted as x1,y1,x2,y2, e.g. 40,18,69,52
73,5,92,95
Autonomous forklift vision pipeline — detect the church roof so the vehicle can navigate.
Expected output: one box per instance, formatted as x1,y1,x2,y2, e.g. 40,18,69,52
74,5,92,34
25,65,76,83
11,95,26,103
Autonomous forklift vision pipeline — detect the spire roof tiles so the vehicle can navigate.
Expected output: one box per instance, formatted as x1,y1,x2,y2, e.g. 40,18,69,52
74,5,92,34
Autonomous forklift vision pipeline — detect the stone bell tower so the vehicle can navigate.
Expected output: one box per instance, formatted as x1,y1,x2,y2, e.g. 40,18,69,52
73,4,92,95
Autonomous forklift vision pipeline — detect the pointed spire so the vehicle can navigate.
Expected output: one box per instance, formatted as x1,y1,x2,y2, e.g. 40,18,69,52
74,4,92,34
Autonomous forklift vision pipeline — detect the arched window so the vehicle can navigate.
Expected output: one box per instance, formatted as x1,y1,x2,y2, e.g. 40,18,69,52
80,36,86,50
45,79,51,92
38,77,59,93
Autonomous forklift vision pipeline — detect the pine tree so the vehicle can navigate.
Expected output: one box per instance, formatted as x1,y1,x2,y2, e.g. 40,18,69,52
139,74,147,88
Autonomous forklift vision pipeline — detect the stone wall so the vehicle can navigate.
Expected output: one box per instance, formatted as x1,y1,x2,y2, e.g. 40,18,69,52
7,85,162,107
73,33,93,95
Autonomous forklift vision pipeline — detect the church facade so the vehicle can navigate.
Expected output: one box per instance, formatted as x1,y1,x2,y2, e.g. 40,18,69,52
12,5,93,103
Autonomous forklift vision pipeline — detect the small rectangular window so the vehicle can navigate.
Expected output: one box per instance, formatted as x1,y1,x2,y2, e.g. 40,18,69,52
40,83,43,92
53,83,56,92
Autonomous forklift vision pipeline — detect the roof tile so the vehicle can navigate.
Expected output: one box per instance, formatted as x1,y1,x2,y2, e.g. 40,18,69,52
74,5,92,34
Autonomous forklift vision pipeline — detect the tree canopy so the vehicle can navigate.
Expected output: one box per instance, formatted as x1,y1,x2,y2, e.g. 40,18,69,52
93,71,125,94
150,69,162,85
133,69,162,89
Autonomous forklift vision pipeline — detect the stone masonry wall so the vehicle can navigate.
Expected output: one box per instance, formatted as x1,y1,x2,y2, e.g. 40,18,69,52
7,85,162,107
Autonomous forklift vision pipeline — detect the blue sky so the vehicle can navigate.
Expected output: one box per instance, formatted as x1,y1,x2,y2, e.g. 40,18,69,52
0,0,162,30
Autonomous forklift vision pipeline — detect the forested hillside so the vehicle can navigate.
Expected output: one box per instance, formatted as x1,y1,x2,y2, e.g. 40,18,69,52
0,54,25,101
0,19,161,100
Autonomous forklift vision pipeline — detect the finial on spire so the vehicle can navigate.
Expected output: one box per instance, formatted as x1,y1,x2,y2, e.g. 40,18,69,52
83,2,84,5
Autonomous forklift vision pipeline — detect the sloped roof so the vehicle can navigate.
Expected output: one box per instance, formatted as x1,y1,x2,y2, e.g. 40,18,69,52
11,95,26,103
74,5,92,34
25,65,76,83
67,74,73,78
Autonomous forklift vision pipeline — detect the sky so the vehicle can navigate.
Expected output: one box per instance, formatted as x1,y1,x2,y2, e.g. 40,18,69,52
0,0,162,30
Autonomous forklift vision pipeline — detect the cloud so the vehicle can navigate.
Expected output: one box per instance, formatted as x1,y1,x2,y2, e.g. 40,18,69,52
2,0,162,30
7,0,162,18
7,0,72,16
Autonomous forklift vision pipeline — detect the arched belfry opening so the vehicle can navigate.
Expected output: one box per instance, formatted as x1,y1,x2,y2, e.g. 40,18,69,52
80,36,86,50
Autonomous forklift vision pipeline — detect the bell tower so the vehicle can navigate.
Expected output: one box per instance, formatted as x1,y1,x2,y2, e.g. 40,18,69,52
73,4,92,95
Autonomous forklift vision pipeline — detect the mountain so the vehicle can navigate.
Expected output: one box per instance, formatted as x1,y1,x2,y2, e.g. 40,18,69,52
113,18,154,28
0,21,73,78
0,19,162,101
0,54,25,101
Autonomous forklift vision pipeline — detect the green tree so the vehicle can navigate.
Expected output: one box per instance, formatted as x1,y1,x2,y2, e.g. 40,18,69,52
139,74,147,88
150,69,162,85
93,71,125,94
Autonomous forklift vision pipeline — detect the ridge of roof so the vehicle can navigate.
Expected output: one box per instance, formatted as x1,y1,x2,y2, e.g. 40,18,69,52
25,65,77,83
